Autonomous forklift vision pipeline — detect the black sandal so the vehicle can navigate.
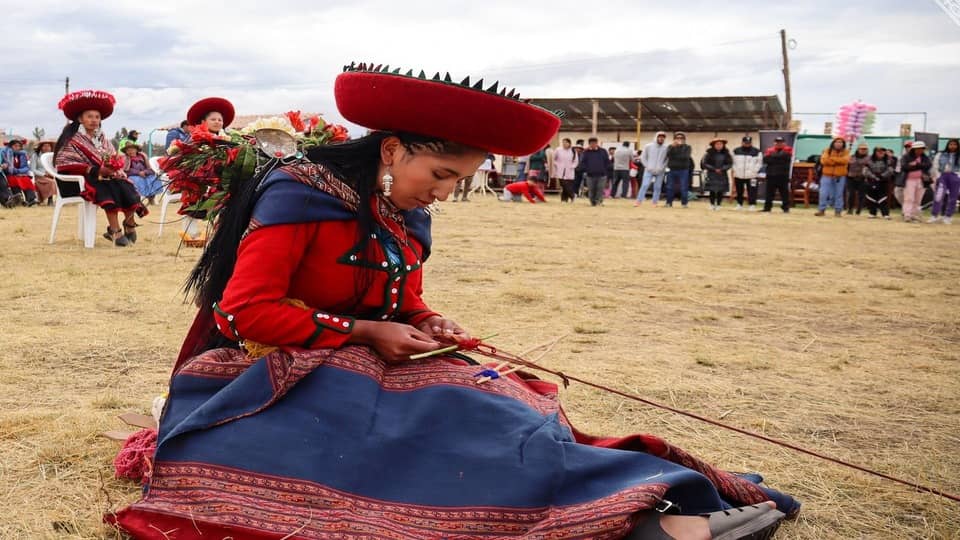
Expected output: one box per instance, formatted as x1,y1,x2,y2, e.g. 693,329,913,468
625,512,676,539
626,502,784,540
103,227,130,247
122,220,139,244
706,503,785,540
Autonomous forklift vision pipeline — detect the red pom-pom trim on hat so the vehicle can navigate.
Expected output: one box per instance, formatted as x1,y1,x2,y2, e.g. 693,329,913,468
58,89,116,121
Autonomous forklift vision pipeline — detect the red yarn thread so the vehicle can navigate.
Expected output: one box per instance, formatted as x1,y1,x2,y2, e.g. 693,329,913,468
454,338,482,350
113,428,158,483
464,345,960,504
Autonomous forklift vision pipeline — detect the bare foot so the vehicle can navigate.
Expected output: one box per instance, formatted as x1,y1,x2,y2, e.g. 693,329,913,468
659,514,710,540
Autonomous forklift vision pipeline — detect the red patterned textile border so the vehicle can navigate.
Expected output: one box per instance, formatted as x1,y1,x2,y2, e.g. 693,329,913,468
278,162,360,211
177,347,565,418
578,432,770,508
649,440,770,506
176,348,257,379
131,461,667,539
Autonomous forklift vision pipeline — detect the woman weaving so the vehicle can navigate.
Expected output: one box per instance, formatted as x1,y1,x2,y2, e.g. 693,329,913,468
112,65,798,539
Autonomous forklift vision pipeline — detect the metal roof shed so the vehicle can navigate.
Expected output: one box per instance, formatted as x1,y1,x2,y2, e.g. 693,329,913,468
529,96,785,136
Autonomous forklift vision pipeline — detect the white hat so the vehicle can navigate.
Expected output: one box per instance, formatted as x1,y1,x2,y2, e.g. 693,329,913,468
912,141,927,149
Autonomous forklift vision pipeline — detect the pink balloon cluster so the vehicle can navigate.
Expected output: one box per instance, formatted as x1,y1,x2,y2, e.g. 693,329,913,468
833,100,878,142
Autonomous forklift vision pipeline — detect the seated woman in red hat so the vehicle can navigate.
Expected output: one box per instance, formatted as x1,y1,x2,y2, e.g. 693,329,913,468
186,96,235,140
3,138,39,206
112,65,797,540
54,90,147,246
176,97,236,241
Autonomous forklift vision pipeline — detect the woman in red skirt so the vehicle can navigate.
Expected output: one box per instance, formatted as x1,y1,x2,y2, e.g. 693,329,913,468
54,90,147,246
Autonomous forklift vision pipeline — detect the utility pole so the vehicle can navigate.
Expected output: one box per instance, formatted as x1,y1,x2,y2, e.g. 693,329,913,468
65,76,70,95
780,29,792,130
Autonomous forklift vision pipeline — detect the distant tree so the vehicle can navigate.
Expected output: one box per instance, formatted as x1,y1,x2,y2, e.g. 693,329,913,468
32,127,45,141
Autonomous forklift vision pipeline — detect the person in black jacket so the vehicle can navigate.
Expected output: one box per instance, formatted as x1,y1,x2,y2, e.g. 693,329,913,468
761,136,793,213
572,139,585,199
664,132,692,207
579,137,611,206
701,138,733,210
863,146,894,219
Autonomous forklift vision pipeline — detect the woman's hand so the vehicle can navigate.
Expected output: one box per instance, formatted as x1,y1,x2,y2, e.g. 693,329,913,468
350,320,439,363
416,315,471,343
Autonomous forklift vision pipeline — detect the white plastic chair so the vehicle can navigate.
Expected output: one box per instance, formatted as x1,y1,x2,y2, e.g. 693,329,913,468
41,152,98,248
469,170,496,196
151,156,182,236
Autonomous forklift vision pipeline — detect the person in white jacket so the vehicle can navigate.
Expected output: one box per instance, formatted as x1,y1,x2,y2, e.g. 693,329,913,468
634,131,668,206
731,135,762,210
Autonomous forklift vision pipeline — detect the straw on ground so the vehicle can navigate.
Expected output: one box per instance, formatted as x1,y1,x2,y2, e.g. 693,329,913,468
1,196,957,539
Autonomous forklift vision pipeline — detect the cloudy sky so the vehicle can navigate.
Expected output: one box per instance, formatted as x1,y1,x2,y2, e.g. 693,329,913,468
4,0,958,144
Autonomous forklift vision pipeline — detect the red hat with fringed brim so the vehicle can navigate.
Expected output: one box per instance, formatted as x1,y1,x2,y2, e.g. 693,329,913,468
58,90,116,121
187,97,235,128
335,63,560,156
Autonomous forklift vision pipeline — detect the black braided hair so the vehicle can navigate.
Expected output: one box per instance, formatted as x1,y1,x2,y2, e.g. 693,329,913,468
53,121,80,156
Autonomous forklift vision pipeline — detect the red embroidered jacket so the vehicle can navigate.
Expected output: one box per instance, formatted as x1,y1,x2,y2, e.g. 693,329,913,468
211,198,440,350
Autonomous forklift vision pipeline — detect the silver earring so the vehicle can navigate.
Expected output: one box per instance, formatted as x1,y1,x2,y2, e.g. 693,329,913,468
382,170,393,196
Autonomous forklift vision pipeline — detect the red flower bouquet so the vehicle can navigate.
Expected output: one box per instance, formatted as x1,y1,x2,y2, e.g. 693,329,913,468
189,124,217,144
106,154,125,170
325,124,349,142
286,110,307,133
160,131,257,222
161,111,348,226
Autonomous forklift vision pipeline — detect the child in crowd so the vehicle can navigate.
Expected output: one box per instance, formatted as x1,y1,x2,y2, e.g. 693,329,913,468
501,179,547,203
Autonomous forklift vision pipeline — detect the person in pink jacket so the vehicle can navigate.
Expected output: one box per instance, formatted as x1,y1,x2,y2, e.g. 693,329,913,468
552,137,579,202
901,141,932,222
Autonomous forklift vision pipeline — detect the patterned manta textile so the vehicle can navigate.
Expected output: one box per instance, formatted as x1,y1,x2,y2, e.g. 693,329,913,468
111,346,798,539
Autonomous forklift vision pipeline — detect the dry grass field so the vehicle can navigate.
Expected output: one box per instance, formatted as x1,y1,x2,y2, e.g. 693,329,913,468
1,194,958,539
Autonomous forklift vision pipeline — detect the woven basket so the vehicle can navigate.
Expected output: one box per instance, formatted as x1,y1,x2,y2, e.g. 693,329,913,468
182,238,207,248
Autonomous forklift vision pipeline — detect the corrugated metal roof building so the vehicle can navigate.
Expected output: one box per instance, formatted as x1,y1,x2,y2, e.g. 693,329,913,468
530,96,785,135
522,96,786,159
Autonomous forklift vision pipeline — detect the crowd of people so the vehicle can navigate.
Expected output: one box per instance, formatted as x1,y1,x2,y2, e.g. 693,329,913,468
5,114,956,245
0,94,232,246
0,131,162,213
487,131,959,224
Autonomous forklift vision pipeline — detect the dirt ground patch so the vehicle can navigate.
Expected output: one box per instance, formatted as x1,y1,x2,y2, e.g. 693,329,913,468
1,195,958,539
